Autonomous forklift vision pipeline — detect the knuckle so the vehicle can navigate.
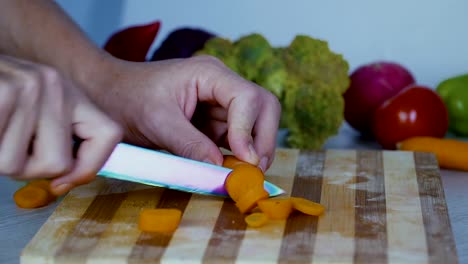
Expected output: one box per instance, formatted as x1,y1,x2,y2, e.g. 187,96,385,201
179,141,203,159
191,55,224,68
266,92,281,111
100,119,124,143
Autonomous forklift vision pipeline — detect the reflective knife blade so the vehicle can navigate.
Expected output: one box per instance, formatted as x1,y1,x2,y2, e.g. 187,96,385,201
97,143,285,197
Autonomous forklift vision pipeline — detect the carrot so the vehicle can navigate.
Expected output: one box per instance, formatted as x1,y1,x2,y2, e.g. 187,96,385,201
257,198,294,220
28,179,57,203
224,163,265,202
290,197,325,216
222,155,247,169
244,212,269,228
13,185,51,209
235,188,269,214
138,208,182,233
397,136,468,171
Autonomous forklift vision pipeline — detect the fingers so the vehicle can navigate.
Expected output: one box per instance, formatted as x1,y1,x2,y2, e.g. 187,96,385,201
0,76,18,140
50,99,122,195
22,66,73,179
252,93,281,171
0,61,41,177
149,107,224,165
192,56,281,168
226,92,261,165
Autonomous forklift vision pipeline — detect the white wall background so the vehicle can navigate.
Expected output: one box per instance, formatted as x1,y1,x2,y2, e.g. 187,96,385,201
58,0,468,89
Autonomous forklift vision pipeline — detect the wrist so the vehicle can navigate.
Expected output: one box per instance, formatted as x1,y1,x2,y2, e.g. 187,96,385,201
72,52,125,121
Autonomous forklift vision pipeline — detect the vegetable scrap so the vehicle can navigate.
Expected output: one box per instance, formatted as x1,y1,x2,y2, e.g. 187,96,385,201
244,212,269,228
257,198,293,220
138,208,182,233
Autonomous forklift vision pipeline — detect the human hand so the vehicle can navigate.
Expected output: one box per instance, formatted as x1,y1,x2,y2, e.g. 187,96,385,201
0,55,122,195
95,55,281,171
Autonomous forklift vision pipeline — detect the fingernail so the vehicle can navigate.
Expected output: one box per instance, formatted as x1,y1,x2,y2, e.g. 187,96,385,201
259,156,269,172
248,144,259,163
51,183,72,196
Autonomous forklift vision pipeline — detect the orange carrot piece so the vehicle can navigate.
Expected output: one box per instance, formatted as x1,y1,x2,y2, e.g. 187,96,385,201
28,179,57,203
224,163,265,202
397,136,468,171
222,155,247,169
245,212,269,228
28,179,52,191
13,185,51,209
290,197,325,216
257,198,294,220
138,208,182,233
235,188,269,214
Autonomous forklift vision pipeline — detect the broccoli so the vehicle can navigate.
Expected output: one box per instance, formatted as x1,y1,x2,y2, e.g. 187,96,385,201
281,35,350,149
195,37,239,74
196,33,349,149
234,33,274,80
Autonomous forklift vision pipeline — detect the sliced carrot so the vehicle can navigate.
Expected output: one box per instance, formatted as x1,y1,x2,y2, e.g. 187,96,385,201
222,155,247,169
235,187,269,214
138,208,182,233
224,163,265,202
28,179,57,203
290,197,325,216
397,136,468,171
13,185,51,209
257,198,294,220
28,179,52,192
245,212,269,228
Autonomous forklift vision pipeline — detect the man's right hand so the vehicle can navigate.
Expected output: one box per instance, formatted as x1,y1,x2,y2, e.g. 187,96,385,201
0,55,122,195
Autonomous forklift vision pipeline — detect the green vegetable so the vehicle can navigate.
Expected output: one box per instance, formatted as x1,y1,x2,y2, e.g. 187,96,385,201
197,33,350,149
436,74,468,136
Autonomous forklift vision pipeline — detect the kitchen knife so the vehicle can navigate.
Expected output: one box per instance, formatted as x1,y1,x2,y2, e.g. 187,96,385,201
97,143,285,197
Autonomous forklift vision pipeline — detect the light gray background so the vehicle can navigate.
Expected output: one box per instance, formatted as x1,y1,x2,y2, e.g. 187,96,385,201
57,0,468,89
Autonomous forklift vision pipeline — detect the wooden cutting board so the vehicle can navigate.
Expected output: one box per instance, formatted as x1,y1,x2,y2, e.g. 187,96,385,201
21,149,457,263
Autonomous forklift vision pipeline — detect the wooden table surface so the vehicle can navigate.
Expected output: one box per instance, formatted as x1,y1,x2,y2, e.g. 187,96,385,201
1,124,467,264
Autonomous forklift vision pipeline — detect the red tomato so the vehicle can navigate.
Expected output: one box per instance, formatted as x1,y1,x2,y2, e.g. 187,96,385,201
372,85,449,149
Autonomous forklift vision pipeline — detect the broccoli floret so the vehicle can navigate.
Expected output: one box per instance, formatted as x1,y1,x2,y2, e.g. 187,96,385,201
281,35,350,149
195,37,239,73
234,33,274,80
284,35,349,94
255,54,287,99
283,81,345,149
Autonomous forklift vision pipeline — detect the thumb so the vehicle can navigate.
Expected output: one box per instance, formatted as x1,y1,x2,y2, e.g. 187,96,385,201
156,114,224,165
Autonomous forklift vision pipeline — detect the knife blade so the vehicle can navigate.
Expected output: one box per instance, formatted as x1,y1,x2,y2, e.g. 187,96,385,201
97,143,285,197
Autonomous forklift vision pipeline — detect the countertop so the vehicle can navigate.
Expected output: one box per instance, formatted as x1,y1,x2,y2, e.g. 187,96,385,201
1,123,467,264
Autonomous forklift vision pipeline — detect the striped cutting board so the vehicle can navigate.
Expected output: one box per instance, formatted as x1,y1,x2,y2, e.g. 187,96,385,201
21,149,457,263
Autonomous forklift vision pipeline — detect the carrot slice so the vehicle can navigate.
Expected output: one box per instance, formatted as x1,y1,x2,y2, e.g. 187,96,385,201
28,179,52,192
235,188,269,214
138,208,182,233
222,155,247,169
245,212,269,228
28,179,57,203
290,197,325,216
224,163,265,202
257,198,294,220
13,185,51,209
